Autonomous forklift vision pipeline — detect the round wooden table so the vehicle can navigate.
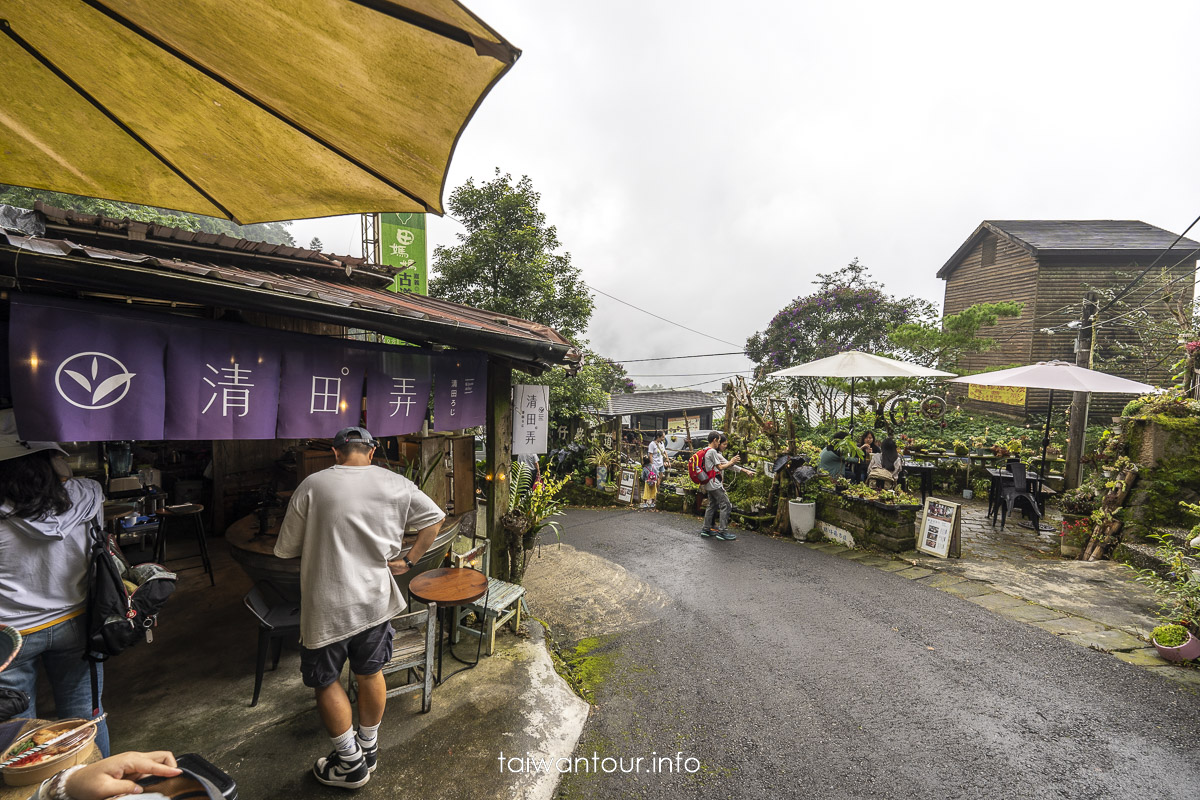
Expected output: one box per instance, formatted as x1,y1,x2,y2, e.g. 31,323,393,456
408,568,488,683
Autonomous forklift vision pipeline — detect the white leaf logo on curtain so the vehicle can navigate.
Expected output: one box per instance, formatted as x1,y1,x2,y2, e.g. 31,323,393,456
54,352,138,410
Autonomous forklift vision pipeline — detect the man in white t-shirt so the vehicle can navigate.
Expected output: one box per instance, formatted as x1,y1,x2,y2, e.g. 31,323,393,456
275,426,445,790
700,432,752,540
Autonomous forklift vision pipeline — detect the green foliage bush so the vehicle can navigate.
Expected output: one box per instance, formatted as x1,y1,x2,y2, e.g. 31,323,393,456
1151,624,1189,648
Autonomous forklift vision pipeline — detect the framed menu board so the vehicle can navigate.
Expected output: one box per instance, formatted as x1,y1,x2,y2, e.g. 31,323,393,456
917,498,961,558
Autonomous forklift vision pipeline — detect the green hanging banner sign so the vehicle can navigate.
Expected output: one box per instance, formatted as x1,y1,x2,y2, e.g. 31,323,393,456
380,212,428,295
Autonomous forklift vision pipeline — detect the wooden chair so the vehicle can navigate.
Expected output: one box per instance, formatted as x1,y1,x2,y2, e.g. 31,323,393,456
450,539,528,656
349,603,437,713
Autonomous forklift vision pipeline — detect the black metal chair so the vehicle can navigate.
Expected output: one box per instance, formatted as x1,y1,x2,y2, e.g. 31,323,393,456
243,582,301,707
998,462,1041,530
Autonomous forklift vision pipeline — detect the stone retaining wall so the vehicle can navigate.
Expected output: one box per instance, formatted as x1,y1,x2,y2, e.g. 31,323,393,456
816,495,918,552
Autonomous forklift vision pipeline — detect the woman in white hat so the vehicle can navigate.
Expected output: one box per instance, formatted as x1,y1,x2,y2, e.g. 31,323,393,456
0,410,109,756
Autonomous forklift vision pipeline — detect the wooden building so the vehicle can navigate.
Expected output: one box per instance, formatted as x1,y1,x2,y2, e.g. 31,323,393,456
938,220,1198,420
0,203,580,579
600,390,725,435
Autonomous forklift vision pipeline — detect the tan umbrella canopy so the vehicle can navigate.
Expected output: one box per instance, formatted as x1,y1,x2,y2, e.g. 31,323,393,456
0,0,518,223
768,350,954,430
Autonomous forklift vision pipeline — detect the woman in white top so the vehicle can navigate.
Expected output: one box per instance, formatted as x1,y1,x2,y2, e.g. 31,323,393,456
643,431,668,509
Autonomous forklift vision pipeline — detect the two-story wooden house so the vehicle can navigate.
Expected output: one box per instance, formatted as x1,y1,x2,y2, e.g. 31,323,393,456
939,220,1198,420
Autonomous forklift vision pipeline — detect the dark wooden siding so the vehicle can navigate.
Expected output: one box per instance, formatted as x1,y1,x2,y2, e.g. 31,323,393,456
942,232,1039,418
1032,252,1197,419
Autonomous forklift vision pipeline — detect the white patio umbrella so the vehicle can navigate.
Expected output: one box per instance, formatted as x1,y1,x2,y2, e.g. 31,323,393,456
949,360,1155,482
768,350,954,430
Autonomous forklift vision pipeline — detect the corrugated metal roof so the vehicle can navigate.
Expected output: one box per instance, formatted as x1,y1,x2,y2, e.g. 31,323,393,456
0,229,579,370
602,390,725,416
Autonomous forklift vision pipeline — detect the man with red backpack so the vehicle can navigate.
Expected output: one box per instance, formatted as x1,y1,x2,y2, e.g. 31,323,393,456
691,432,751,540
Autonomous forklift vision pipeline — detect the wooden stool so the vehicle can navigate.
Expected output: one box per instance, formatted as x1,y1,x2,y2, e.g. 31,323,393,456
155,504,214,586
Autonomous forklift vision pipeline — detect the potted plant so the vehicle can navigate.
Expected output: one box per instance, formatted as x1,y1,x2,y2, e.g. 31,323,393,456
953,440,969,457
1057,486,1099,521
1150,624,1200,662
969,434,989,456
787,466,827,539
1134,522,1200,657
504,461,568,582
1058,517,1091,558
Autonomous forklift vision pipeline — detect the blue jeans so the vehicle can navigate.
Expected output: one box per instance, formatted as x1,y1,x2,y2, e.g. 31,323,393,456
0,615,110,756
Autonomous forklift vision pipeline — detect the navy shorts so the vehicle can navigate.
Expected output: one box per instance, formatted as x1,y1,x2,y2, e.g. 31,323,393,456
300,620,394,689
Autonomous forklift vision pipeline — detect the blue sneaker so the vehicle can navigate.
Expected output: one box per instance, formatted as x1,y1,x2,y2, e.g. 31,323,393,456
715,530,738,541
700,528,716,537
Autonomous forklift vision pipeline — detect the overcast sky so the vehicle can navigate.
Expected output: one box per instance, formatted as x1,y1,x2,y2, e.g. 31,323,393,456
291,0,1200,391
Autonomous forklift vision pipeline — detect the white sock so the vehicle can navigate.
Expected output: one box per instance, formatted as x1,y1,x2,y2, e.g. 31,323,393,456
331,727,361,760
357,722,380,747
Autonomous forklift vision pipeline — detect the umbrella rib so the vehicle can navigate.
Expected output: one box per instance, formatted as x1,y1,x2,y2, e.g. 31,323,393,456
80,0,439,214
0,19,239,223
347,0,519,64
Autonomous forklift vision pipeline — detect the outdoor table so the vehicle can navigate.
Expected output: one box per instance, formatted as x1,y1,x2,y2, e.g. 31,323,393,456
902,461,936,501
408,567,489,684
0,719,101,800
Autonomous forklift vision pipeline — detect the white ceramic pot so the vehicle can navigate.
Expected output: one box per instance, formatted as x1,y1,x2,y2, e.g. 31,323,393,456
788,499,816,539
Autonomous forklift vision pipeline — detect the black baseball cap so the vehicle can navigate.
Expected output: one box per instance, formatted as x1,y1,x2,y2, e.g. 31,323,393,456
332,427,377,448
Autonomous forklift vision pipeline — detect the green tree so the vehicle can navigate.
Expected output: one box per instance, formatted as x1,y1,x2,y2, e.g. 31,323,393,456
430,170,594,342
888,301,1024,374
308,237,324,251
0,184,296,246
744,259,937,374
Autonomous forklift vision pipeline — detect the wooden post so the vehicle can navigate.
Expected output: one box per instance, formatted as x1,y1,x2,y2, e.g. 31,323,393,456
682,409,692,443
485,360,513,581
1064,294,1096,490
724,391,735,436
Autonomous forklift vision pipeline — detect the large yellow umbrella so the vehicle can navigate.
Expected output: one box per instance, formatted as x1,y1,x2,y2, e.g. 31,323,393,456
0,0,518,222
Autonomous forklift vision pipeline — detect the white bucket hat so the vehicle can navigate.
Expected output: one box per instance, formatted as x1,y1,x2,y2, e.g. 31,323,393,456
0,409,67,462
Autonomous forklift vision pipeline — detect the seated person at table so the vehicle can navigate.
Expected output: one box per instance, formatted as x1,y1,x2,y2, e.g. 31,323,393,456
867,437,904,488
275,426,445,789
853,430,881,482
817,432,850,478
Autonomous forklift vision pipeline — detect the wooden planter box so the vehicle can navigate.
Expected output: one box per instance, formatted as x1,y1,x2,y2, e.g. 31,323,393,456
815,492,919,552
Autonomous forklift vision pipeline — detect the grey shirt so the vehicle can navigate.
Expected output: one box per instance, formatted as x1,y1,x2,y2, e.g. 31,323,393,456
701,447,730,491
275,465,445,648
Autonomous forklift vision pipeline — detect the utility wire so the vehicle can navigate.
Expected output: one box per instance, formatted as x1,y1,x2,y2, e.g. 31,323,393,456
608,351,747,363
1095,212,1200,316
627,369,754,377
582,281,744,348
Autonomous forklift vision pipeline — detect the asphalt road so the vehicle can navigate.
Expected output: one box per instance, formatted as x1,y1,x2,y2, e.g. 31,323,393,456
525,508,1200,800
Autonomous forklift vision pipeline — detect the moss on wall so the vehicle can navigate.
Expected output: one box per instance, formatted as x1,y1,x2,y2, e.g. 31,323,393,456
1126,416,1200,536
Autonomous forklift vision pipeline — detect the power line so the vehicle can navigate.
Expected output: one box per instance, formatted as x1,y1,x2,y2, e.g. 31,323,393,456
583,282,743,348
657,376,732,390
1095,212,1200,316
628,370,754,377
608,351,747,363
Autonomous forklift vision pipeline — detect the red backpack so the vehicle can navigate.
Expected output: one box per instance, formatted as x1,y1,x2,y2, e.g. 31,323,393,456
687,447,718,485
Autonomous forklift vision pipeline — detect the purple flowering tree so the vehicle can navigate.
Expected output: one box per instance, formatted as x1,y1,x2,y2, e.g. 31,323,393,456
744,260,936,423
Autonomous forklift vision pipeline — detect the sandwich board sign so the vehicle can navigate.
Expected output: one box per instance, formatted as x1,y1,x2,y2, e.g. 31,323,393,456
917,498,961,558
618,468,637,504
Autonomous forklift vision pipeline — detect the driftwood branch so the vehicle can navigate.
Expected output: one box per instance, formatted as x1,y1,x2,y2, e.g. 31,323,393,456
1081,467,1138,561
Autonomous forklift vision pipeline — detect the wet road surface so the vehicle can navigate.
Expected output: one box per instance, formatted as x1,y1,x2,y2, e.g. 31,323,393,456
525,508,1200,800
